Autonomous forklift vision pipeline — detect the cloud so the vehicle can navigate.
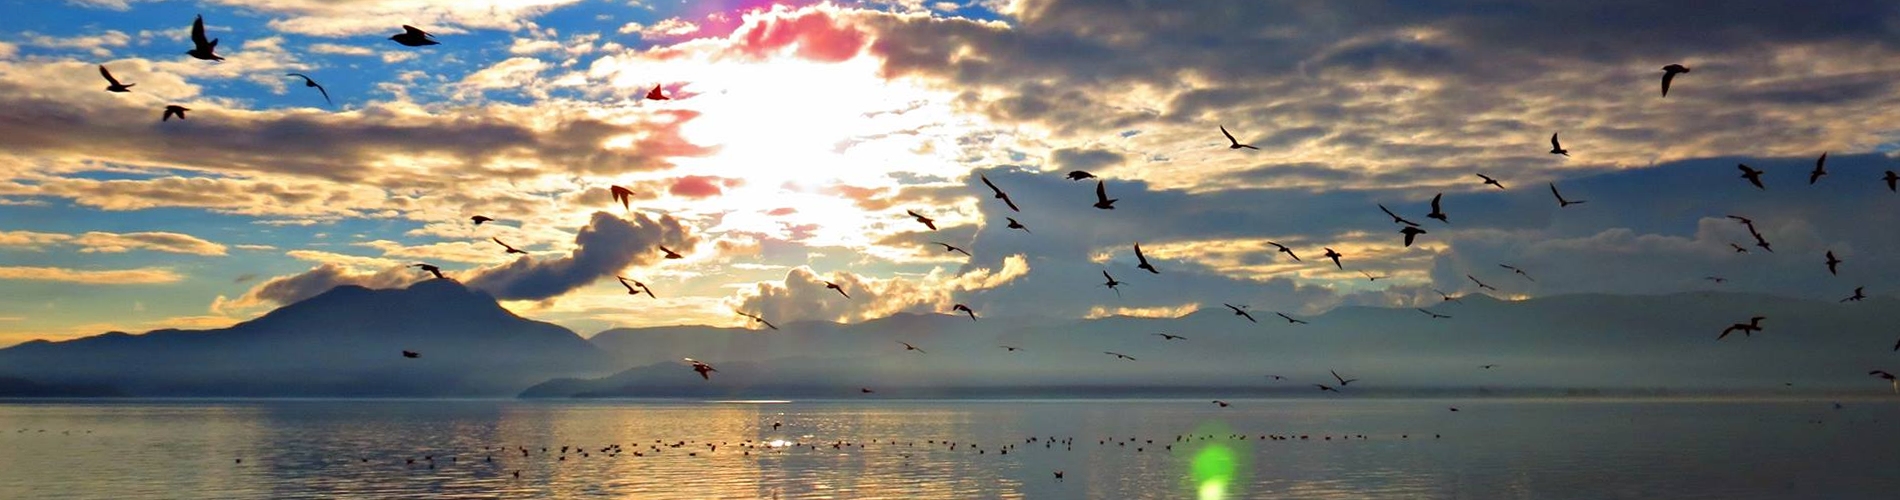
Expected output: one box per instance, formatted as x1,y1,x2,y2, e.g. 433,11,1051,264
20,30,130,57
464,211,699,301
212,263,414,314
0,266,182,284
307,43,376,56
0,230,227,255
1084,303,1200,319
729,253,1031,324
207,0,586,37
619,18,701,40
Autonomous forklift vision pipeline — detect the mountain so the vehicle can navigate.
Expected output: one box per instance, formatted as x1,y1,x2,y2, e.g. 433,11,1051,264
538,292,1900,397
0,377,123,397
0,279,614,397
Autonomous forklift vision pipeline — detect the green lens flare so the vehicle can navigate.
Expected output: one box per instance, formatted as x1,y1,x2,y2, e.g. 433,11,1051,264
1192,443,1238,500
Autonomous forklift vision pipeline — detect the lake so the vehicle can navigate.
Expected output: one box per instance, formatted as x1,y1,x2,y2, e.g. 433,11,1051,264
1,398,1896,499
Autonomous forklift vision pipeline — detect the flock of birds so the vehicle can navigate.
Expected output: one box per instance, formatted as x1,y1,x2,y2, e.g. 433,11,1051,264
99,17,1900,397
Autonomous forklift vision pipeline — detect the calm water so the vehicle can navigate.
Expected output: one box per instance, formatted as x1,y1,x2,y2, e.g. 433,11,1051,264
1,398,1897,499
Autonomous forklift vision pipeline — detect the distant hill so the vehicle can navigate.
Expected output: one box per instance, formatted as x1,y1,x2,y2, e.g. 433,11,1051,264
0,376,123,397
0,279,614,397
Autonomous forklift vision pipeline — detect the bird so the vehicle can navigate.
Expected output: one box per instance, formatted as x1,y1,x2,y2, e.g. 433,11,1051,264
1433,289,1463,303
1718,316,1765,340
1092,181,1117,210
1872,370,1898,394
99,65,134,92
1660,64,1690,97
1066,171,1095,181
1268,242,1300,261
1359,271,1385,282
1885,171,1900,192
736,310,778,330
1467,275,1497,291
1550,182,1587,207
492,237,527,254
1476,173,1505,189
186,15,223,61
389,25,439,46
645,84,668,101
470,215,494,225
823,281,849,299
1379,204,1421,227
1275,312,1308,325
931,242,971,257
610,185,635,211
1448,407,1460,412
1330,370,1359,386
1417,308,1451,319
1705,276,1728,284
1314,384,1339,392
410,263,445,280
285,73,331,105
617,276,654,298
1134,243,1159,274
906,210,937,230
1105,351,1136,361
1224,304,1258,323
1826,251,1842,275
1399,226,1427,247
1426,193,1448,223
952,304,977,321
1101,270,1124,297
979,175,1019,212
1549,133,1569,156
1810,152,1828,185
1893,338,1899,352
1212,400,1230,407
1155,333,1186,341
162,105,189,122
1003,217,1031,233
1729,243,1750,254
1737,164,1765,190
1842,287,1867,303
1750,229,1774,253
1499,264,1535,282
860,388,874,393
1323,248,1343,269
1220,125,1258,150
898,341,926,354
1000,346,1021,352
1266,375,1286,381
401,350,420,359
1481,364,1499,370
684,358,716,380
658,245,683,259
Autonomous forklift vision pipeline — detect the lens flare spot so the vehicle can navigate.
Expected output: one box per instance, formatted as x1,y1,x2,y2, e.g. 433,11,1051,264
1193,442,1238,500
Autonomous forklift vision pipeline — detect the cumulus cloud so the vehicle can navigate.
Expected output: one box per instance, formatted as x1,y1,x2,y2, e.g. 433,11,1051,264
207,0,585,37
212,263,414,315
729,254,1031,324
464,211,700,301
619,18,701,40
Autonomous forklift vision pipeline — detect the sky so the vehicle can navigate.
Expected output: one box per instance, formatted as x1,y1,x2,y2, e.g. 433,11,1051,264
2,0,1900,347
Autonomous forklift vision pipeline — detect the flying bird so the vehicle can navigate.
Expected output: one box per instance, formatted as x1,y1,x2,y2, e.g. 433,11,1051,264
1331,370,1359,387
1433,289,1463,303
1705,276,1728,284
1872,370,1898,394
1810,152,1828,185
1223,303,1258,323
1893,338,1899,352
1102,270,1124,297
645,84,668,100
401,350,420,359
470,215,494,225
162,105,189,122
1467,275,1497,291
1092,181,1117,210
1266,375,1286,381
824,281,849,299
736,310,778,330
685,358,716,380
1212,400,1230,407
1399,226,1427,247
1005,217,1031,233
1360,271,1385,282
1718,316,1765,340
1826,251,1842,275
186,15,223,61
1066,170,1095,181
1481,364,1499,370
1104,352,1136,361
1379,204,1421,227
1001,346,1021,352
617,276,654,298
389,25,439,47
1476,173,1505,190
931,241,972,257
492,237,527,255
898,341,927,354
1660,64,1690,97
1275,312,1308,325
99,65,133,92
1219,125,1258,150
410,263,445,280
1314,384,1339,392
906,210,937,230
861,388,874,393
1549,182,1587,208
1323,248,1343,270
1729,243,1749,254
1842,287,1867,303
1885,171,1899,192
609,185,635,211
952,304,977,321
1268,242,1300,261
1426,193,1448,223
1737,164,1765,190
1134,243,1159,274
979,175,1020,212
1499,264,1535,282
1417,308,1451,319
658,245,683,259
1155,333,1186,341
285,73,331,105
1549,133,1569,156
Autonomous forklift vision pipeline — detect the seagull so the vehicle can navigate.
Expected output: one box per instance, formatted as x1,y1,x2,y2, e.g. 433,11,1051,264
99,65,134,92
1330,370,1359,387
1314,384,1339,392
1729,243,1749,254
1220,125,1258,150
1719,316,1765,340
906,210,937,230
1842,287,1867,303
898,341,927,354
685,358,716,380
1750,229,1774,253
860,388,874,394
1323,248,1343,269
1268,242,1300,261
610,185,635,211
1477,173,1505,189
1426,193,1448,223
824,281,849,299
1274,312,1308,325
1893,338,1899,352
1223,303,1258,323
931,242,972,257
1266,375,1286,381
1000,346,1021,352
389,25,439,47
1360,271,1385,281
1399,226,1427,247
411,263,445,280
162,105,189,121
1549,133,1569,156
1155,333,1186,341
1872,370,1898,394
645,84,668,101
1379,204,1421,227
1705,276,1728,284
1481,364,1499,370
470,215,494,225
1810,152,1828,185
1066,171,1095,181
617,276,654,298
1433,289,1463,303
402,350,420,359
1467,275,1497,291
1005,217,1031,233
285,74,331,105
952,304,977,321
979,175,1020,212
1550,182,1587,207
1092,181,1117,210
736,310,778,330
658,245,683,259
187,15,223,61
1213,400,1230,407
1134,243,1159,274
1660,64,1690,97
1826,251,1842,275
1105,352,1137,361
492,237,527,255
1737,164,1765,190
1417,308,1451,319
1499,264,1535,282
1102,270,1124,297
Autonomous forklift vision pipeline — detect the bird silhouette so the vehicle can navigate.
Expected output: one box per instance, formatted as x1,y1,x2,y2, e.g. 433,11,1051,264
1102,270,1124,297
906,210,937,230
492,237,527,254
1826,250,1842,275
1729,243,1749,254
898,341,927,354
1212,400,1230,407
1314,384,1339,392
1476,173,1505,189
1105,351,1136,361
1275,312,1308,325
1893,338,1899,352
1467,274,1497,291
1066,170,1095,181
1549,133,1569,156
1499,264,1535,282
736,310,778,330
931,241,971,257
1842,287,1867,303
1399,226,1427,247
1223,303,1257,323
1155,333,1186,341
617,276,654,298
658,245,683,259
1092,181,1117,210
1705,276,1728,284
1481,364,1499,369
162,105,189,121
685,358,716,380
1737,164,1765,190
1134,243,1159,274
1660,64,1690,97
99,65,133,92
824,281,850,299
1000,345,1021,352
410,263,445,280
1269,242,1300,261
389,25,438,46
1266,375,1286,381
646,84,669,100
609,185,635,211
1885,171,1899,192
1549,182,1586,207
187,15,223,61
1433,289,1463,302
1380,204,1421,227
860,388,874,393
1871,370,1898,394
470,215,494,225
402,350,420,358
1719,316,1765,340
1331,370,1359,386
1220,125,1257,150
952,304,977,321
979,175,1019,212
1426,193,1448,223
1810,152,1828,185
285,73,331,105
1005,217,1031,233
1417,308,1451,319
1323,248,1343,269
1360,271,1385,281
